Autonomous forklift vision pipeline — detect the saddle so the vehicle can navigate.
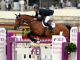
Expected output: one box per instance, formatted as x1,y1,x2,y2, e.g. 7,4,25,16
36,17,55,30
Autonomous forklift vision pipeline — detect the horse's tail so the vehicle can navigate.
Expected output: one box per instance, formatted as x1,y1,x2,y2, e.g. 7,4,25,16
65,24,71,31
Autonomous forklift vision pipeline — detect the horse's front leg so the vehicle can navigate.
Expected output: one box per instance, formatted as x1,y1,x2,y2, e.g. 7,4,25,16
27,32,37,43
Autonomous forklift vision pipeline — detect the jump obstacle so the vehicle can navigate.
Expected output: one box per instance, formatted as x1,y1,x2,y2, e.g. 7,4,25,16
0,27,80,60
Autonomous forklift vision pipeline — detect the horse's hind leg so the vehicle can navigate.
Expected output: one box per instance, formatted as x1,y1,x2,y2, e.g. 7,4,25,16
27,32,37,43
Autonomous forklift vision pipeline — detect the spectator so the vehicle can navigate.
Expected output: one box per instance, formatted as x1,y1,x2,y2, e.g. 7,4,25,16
0,0,6,11
49,5,55,10
8,3,11,10
66,0,72,7
60,0,64,8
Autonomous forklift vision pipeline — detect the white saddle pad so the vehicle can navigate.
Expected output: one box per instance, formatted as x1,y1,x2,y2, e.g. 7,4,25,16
42,21,55,28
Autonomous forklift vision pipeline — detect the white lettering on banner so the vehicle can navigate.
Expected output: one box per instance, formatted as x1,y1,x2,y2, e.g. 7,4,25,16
0,28,6,60
12,35,22,41
70,27,78,60
70,27,78,45
52,35,66,60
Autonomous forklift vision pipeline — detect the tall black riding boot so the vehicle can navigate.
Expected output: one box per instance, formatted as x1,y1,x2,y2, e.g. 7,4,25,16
43,20,53,31
44,23,53,32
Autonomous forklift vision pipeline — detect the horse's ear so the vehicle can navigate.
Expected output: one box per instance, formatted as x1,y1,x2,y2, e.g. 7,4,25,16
15,14,18,18
19,13,21,17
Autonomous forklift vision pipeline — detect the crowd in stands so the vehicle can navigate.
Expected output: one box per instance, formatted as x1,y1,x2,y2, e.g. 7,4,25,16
0,0,80,11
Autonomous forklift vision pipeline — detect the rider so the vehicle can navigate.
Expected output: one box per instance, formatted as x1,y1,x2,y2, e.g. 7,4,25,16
33,4,55,31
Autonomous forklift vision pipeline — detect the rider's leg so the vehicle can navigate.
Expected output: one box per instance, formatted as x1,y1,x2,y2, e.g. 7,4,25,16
44,16,53,30
51,22,55,29
45,16,51,23
47,22,53,30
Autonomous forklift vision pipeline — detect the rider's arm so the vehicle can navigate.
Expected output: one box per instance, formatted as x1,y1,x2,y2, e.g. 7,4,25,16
35,11,38,18
34,11,41,20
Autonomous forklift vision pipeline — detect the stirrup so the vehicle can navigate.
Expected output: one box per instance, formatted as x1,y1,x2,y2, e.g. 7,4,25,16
49,27,53,32
49,29,53,33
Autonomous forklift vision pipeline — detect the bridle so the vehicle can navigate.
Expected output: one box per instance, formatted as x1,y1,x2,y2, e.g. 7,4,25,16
17,16,36,24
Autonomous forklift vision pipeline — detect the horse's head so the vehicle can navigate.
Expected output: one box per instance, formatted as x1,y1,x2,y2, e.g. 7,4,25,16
15,14,35,23
14,14,35,29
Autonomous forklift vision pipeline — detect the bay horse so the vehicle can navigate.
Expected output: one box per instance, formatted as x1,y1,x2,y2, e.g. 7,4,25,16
14,14,70,43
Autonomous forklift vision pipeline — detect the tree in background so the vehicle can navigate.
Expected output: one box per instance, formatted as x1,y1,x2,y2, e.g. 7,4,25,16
22,28,30,40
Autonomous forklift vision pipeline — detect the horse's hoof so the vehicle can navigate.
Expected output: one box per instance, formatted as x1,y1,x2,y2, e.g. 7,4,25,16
31,39,37,43
32,39,37,43
34,40,37,43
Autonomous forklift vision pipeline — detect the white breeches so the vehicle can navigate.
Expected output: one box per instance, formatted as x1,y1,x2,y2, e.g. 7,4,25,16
45,16,51,23
45,16,55,28
51,22,55,28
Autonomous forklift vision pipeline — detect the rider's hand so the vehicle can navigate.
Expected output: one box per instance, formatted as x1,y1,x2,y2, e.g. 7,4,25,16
33,18,37,20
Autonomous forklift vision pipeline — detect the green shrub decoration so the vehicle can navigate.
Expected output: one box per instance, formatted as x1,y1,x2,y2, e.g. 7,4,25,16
22,28,30,35
65,43,77,53
45,46,48,49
